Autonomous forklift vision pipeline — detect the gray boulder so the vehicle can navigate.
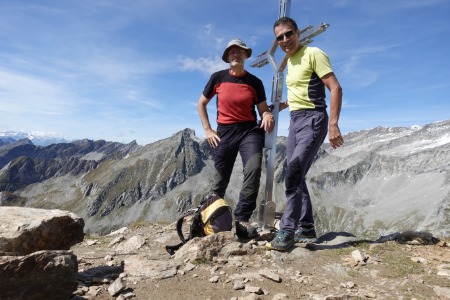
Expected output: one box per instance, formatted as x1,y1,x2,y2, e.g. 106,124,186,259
0,250,78,300
0,207,84,255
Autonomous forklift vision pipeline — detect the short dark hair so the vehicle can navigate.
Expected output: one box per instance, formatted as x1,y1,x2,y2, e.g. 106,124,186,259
273,16,298,32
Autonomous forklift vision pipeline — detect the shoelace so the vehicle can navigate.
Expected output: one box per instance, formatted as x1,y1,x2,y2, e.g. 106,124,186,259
276,231,289,241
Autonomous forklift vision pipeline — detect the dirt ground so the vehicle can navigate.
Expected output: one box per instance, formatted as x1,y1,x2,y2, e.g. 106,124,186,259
71,223,450,300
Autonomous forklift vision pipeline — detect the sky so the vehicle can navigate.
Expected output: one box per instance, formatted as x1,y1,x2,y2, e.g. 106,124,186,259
1,0,449,146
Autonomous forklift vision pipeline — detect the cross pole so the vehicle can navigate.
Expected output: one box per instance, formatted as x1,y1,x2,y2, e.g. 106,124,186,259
251,0,329,230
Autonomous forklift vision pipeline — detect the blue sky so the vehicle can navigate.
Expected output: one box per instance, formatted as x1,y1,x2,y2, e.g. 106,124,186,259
1,0,449,145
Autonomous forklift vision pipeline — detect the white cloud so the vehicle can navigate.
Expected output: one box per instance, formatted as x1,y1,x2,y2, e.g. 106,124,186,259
178,56,228,77
125,90,161,109
0,68,77,115
340,56,378,89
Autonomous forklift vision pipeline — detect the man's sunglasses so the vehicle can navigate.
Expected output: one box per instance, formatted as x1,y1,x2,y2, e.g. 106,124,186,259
276,30,294,42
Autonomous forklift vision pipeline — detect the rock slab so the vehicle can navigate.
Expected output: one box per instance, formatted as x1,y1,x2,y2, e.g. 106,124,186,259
0,250,78,300
0,206,84,255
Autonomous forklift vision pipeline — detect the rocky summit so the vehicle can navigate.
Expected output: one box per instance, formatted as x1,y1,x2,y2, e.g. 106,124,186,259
3,206,448,300
62,218,450,299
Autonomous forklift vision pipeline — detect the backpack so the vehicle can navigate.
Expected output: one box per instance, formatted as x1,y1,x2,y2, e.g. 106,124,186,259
165,194,233,255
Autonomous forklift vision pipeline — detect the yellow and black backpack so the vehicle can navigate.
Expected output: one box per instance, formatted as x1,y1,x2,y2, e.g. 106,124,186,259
165,193,232,255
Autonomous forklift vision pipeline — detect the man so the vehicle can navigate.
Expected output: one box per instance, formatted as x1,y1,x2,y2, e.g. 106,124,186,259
266,17,344,251
198,38,275,239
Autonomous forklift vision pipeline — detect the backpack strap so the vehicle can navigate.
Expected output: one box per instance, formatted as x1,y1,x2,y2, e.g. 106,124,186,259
164,208,198,255
165,242,184,256
176,210,194,244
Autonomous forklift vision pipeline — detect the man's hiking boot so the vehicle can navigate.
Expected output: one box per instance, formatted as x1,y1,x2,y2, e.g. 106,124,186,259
265,230,295,251
294,227,319,243
235,220,258,239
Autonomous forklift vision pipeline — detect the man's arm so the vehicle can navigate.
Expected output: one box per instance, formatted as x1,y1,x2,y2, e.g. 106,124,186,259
197,94,220,148
322,72,344,149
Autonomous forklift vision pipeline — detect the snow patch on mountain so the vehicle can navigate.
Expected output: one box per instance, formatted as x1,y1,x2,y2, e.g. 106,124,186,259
0,131,68,146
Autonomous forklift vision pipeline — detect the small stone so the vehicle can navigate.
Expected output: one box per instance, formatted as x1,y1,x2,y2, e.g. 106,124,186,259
351,249,366,263
233,279,245,290
105,255,114,261
438,240,447,247
86,240,98,246
411,256,427,264
437,269,450,277
259,269,282,283
245,285,263,295
87,286,102,297
108,278,126,296
272,293,289,300
184,262,196,272
123,292,136,299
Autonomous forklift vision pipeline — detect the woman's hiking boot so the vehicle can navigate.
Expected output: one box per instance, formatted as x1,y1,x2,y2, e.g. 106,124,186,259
235,220,258,239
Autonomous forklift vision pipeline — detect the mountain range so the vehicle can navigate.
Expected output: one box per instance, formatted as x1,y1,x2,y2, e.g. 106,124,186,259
0,120,449,239
0,131,68,146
